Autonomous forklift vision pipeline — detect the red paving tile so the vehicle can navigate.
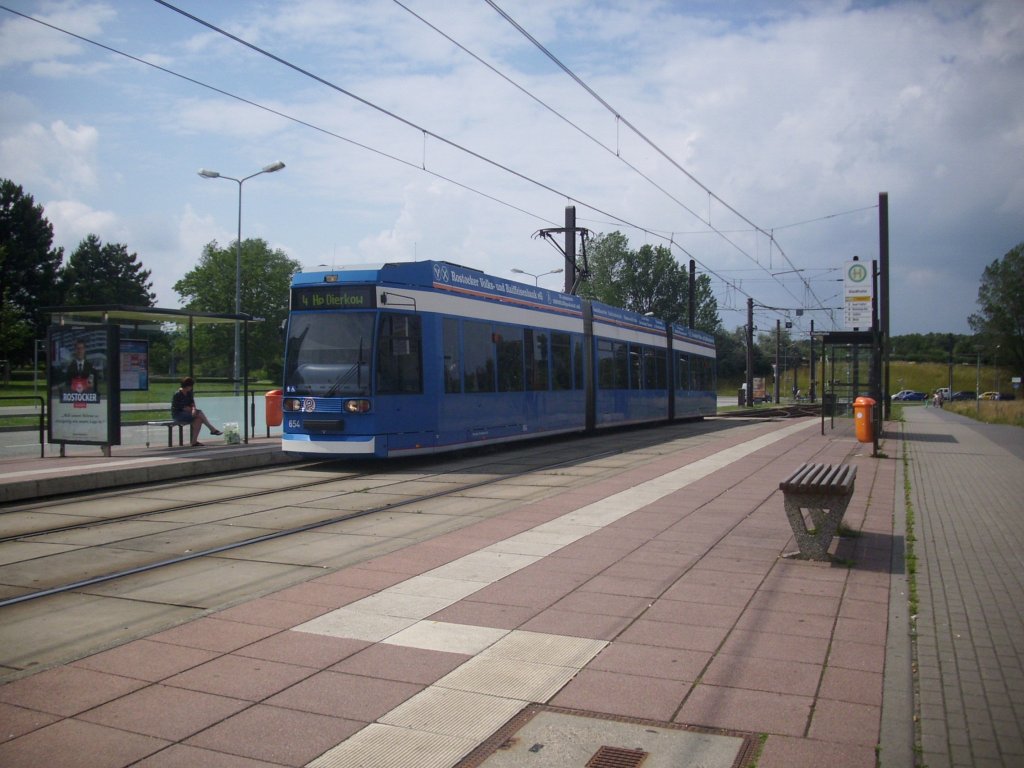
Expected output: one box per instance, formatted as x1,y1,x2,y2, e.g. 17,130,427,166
734,607,836,638
70,639,219,683
827,638,887,673
746,588,842,616
700,653,823,697
818,666,884,707
330,644,470,685
578,574,671,598
643,598,745,628
807,698,881,746
233,629,369,668
548,590,650,618
618,619,730,652
312,565,410,590
0,702,60,742
0,665,147,717
833,615,889,645
757,735,877,768
717,628,830,665
146,617,279,653
184,704,362,766
676,684,813,737
587,641,710,681
265,669,423,721
212,596,333,627
520,607,634,640
133,743,284,767
76,684,249,740
0,717,168,768
163,653,315,701
838,597,889,622
661,581,755,606
550,668,692,721
428,598,539,629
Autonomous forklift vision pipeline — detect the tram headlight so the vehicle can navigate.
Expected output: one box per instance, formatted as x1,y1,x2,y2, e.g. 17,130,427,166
283,398,304,412
343,399,371,414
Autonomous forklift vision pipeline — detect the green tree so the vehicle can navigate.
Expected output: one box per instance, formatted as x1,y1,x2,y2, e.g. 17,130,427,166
174,239,300,379
969,242,1024,370
0,284,32,377
0,179,63,359
59,234,156,306
579,232,720,332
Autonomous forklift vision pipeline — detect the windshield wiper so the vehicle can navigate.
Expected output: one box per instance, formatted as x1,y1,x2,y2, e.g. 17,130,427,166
324,340,367,397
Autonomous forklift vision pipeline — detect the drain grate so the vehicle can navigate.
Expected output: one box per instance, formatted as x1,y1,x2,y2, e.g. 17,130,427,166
457,704,757,768
585,745,648,767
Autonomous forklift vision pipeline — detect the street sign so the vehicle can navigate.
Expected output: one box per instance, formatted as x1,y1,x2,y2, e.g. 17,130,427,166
844,260,872,329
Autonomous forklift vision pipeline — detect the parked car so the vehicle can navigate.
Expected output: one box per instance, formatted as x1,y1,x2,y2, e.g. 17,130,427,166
893,390,926,401
951,391,976,401
978,391,1000,400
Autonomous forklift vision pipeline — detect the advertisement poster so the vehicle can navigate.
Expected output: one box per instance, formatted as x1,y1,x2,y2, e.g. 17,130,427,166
48,325,120,445
120,339,149,391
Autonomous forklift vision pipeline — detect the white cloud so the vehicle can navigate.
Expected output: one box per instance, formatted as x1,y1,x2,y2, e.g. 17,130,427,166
0,1,116,70
45,198,118,250
0,119,99,195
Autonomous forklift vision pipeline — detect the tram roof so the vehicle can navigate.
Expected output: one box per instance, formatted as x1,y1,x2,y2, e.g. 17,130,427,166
293,261,714,346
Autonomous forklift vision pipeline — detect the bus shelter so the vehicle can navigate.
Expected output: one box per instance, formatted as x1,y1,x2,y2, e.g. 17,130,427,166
45,305,259,453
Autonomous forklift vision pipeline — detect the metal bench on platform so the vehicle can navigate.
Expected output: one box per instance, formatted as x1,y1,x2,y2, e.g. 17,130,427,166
779,462,857,561
146,420,185,448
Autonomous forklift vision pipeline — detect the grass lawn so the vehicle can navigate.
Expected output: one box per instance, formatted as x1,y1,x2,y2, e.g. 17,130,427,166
0,378,276,427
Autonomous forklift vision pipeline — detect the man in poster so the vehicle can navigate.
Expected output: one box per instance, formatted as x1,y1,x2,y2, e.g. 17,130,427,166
64,338,99,402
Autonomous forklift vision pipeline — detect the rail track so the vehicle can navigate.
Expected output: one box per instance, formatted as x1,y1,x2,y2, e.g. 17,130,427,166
0,445,619,608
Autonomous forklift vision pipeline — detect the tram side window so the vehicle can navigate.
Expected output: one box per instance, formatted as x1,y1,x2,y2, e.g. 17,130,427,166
574,336,584,390
443,317,460,394
376,314,423,394
629,345,642,390
676,353,690,390
495,325,524,392
693,356,714,391
644,347,666,389
597,339,614,389
463,321,496,393
551,332,572,390
598,340,628,389
525,329,549,391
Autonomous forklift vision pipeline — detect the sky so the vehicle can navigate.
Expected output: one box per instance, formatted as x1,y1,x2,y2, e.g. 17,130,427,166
1,0,1021,338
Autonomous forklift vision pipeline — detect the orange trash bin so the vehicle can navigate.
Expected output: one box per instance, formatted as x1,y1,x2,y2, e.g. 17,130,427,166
265,389,283,427
853,396,876,443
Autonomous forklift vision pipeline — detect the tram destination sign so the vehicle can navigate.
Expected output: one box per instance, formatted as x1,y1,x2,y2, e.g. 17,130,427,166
292,284,376,311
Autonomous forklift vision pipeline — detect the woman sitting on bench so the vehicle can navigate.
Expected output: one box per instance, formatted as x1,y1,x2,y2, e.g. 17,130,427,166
171,376,222,447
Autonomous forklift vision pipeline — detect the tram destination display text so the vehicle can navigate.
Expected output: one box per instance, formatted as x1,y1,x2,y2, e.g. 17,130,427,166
292,285,376,311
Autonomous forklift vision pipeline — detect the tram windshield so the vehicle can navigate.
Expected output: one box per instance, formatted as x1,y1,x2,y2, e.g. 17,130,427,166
284,313,374,397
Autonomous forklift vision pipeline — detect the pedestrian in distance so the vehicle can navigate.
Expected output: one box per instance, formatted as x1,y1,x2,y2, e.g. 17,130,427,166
171,376,222,447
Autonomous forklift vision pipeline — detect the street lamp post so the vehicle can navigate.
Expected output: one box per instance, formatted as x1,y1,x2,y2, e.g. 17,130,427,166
198,161,285,392
511,267,563,286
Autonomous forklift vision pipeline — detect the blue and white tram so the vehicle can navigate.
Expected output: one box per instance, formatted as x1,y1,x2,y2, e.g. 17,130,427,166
281,261,715,457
